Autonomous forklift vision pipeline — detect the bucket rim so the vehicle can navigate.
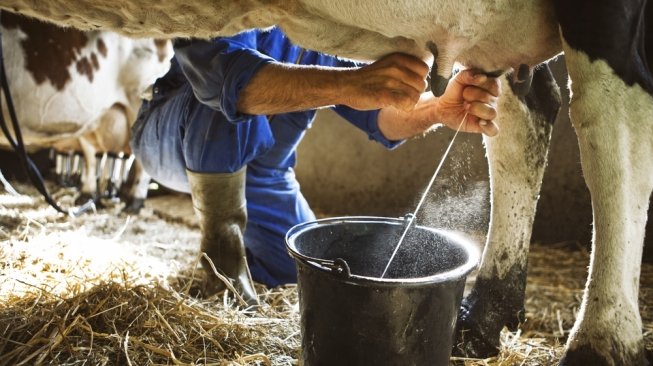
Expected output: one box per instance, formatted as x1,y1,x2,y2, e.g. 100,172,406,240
285,216,480,286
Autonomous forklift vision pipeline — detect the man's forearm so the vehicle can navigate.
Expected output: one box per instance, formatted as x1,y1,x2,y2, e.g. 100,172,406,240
238,61,438,141
237,53,430,116
236,62,352,115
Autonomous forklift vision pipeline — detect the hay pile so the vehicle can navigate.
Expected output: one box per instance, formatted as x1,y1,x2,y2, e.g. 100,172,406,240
0,187,651,365
0,187,301,366
0,280,299,366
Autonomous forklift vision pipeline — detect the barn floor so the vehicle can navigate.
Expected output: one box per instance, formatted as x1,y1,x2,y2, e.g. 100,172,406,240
0,184,651,365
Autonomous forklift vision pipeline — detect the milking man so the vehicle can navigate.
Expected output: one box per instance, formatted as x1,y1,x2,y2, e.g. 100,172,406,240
130,27,501,305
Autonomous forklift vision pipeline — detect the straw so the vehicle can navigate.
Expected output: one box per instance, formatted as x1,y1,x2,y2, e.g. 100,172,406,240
1,182,651,365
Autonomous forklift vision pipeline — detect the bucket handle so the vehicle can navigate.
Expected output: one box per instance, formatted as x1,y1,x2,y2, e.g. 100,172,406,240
290,250,351,278
287,214,416,279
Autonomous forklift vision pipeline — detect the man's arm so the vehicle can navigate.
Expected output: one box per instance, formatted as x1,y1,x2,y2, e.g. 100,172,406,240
173,33,277,121
236,53,429,115
238,54,501,140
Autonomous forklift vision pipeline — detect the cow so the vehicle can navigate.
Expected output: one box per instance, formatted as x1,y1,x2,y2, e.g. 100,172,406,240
0,1,650,365
0,12,171,211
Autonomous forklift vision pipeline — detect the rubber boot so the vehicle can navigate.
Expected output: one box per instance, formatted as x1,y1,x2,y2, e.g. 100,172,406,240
187,167,259,307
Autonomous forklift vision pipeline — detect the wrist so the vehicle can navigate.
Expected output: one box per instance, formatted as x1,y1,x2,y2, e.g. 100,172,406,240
330,68,357,107
427,95,444,125
378,104,429,140
406,93,441,133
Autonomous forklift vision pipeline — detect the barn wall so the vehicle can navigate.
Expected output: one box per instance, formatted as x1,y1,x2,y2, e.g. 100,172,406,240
296,57,653,258
295,108,492,237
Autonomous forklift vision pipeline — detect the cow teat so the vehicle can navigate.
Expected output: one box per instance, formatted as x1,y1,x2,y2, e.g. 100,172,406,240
510,64,533,96
426,41,450,97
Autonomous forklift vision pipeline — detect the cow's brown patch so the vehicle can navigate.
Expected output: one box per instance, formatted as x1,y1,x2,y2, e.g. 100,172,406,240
154,39,169,63
76,56,93,83
90,52,99,70
1,12,89,90
97,39,108,58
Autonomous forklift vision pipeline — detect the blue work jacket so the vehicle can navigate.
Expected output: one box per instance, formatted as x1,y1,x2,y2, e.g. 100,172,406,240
131,27,402,286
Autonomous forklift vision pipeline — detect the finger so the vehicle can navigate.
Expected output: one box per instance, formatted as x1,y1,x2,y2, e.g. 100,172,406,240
454,69,485,85
466,101,498,121
379,77,424,98
446,69,476,97
381,53,430,78
456,70,501,97
482,77,501,97
479,120,499,137
391,76,425,102
475,75,501,97
378,85,421,111
384,93,419,112
380,64,428,92
453,114,483,134
462,86,498,105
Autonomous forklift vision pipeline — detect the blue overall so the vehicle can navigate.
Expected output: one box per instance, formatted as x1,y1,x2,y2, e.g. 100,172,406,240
131,27,401,287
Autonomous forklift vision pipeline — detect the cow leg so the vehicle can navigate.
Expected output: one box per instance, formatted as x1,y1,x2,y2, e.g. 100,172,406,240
121,157,151,214
76,136,99,205
557,42,652,366
454,65,561,357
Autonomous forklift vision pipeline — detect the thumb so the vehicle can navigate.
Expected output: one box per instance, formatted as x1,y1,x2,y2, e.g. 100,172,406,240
454,70,487,88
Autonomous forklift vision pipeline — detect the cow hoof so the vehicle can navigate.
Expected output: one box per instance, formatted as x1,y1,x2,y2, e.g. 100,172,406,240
75,193,98,207
122,198,145,214
453,316,500,358
452,265,527,358
559,344,649,366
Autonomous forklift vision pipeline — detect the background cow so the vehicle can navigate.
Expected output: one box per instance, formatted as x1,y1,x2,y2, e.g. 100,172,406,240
0,1,650,365
0,12,171,210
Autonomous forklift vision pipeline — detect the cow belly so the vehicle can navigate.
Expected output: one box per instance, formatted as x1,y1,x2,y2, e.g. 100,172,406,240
0,0,562,73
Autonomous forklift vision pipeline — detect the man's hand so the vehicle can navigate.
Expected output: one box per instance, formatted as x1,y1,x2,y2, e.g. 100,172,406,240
435,69,501,136
341,53,429,112
377,69,502,140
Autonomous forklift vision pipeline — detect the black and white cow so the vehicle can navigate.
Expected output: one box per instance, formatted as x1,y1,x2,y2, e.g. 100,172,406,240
0,12,171,210
0,1,650,365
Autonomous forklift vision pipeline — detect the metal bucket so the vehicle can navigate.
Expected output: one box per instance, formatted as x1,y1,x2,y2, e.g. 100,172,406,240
286,216,479,366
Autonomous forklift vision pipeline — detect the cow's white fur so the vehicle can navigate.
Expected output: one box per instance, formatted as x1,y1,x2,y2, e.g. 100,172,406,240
0,23,171,202
479,74,553,280
0,1,650,364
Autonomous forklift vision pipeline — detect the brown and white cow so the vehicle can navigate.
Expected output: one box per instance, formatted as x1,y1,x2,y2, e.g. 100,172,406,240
0,1,650,365
0,12,171,210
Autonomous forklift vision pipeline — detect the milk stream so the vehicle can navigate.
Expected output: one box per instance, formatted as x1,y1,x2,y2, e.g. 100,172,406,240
380,113,468,278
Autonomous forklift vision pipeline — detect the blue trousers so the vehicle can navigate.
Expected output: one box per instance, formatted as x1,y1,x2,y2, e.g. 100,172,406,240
131,83,316,287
